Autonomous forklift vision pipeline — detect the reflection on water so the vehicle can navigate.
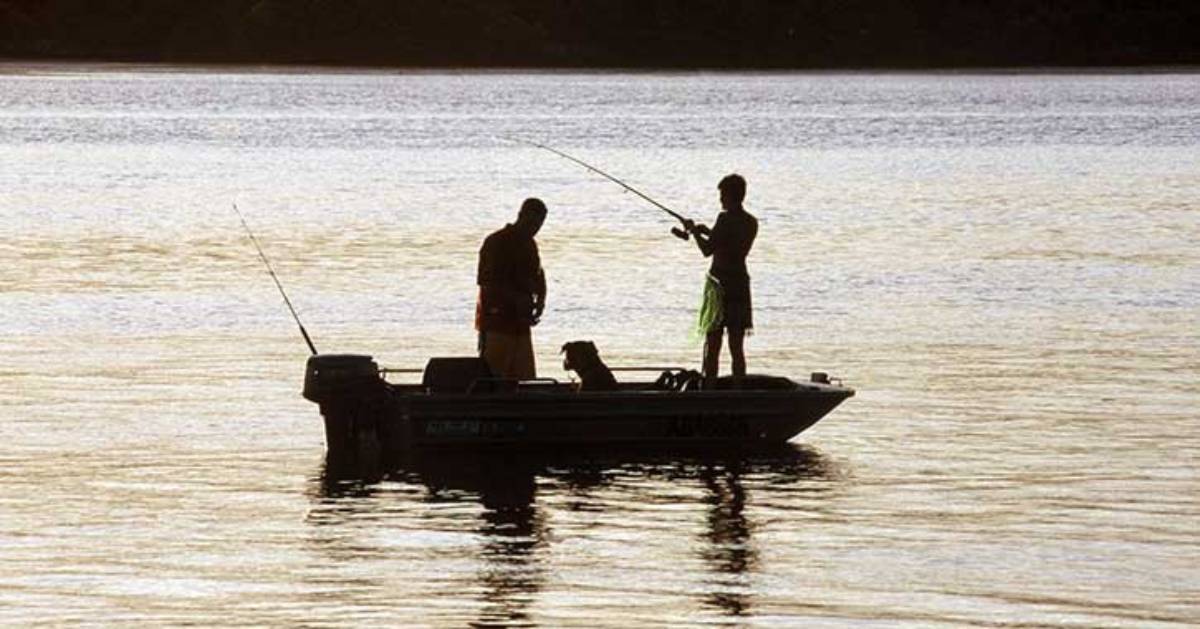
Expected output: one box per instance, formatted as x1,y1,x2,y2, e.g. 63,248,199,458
412,453,546,628
700,465,754,617
311,445,834,626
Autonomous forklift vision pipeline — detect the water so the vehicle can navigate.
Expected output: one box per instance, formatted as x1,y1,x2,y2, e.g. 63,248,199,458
1,64,1198,626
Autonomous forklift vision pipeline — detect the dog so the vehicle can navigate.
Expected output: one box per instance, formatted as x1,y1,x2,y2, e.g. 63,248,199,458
561,340,618,391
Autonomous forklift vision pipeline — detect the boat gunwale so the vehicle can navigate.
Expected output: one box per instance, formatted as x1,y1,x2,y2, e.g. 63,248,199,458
384,380,855,401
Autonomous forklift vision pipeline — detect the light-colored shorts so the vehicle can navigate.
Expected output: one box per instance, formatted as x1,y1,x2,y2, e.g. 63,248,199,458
478,329,536,380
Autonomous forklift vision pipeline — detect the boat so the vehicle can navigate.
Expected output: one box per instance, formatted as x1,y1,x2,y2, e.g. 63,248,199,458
303,353,854,460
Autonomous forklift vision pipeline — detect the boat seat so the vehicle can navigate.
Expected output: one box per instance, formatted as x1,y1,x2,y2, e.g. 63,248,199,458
422,357,493,394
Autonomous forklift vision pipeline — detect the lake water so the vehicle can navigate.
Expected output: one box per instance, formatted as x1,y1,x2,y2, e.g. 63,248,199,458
1,64,1197,626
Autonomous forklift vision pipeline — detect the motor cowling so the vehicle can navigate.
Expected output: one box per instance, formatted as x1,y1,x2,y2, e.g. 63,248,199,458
302,354,380,403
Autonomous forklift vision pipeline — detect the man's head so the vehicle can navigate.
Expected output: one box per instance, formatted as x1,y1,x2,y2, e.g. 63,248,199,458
718,174,746,210
515,197,547,236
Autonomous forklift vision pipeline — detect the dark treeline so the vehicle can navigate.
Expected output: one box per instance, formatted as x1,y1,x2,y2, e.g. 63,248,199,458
1,0,1197,69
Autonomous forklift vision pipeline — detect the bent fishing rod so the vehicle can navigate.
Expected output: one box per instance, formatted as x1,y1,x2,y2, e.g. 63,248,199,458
502,136,693,240
232,203,318,356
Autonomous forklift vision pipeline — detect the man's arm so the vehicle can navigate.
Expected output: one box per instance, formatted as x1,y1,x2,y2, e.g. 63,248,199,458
477,236,498,287
531,267,546,324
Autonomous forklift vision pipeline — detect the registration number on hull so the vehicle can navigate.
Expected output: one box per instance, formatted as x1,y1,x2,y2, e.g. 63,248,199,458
666,414,752,439
423,419,527,438
422,415,757,440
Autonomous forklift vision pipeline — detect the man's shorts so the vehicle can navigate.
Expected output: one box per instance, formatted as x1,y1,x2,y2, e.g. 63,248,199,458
478,329,536,380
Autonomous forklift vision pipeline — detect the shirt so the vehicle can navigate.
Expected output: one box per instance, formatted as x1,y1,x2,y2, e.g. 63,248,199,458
475,224,545,333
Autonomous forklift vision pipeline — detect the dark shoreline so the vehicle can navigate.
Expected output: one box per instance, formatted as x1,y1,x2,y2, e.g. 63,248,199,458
3,2,1195,73
2,58,1198,76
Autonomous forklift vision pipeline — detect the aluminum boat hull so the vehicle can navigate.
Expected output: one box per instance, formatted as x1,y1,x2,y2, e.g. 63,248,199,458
309,365,854,461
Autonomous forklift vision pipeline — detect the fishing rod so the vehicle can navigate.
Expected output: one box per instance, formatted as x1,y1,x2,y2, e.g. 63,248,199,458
502,136,693,240
232,203,318,356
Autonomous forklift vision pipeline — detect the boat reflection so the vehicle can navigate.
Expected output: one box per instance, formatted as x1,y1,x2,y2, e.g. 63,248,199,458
700,464,756,616
408,451,547,627
311,444,836,625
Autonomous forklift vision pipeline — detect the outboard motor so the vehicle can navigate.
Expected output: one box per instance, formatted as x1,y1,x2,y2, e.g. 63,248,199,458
303,354,380,404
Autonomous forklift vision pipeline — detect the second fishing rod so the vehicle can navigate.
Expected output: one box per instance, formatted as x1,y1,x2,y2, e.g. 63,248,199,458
502,136,698,241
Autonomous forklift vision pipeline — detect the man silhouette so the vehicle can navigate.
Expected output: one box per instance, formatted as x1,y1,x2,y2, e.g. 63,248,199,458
683,175,758,379
475,198,547,379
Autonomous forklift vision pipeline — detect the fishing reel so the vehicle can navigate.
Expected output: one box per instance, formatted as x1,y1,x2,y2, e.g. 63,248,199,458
672,221,708,241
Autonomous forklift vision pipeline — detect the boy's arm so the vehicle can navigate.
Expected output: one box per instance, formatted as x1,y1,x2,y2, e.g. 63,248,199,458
684,219,716,257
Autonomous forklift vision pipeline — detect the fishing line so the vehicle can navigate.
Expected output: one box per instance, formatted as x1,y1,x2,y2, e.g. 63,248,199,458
232,202,318,356
500,136,693,239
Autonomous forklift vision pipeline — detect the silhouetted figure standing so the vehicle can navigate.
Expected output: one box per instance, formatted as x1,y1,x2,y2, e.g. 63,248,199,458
476,198,548,379
684,175,757,379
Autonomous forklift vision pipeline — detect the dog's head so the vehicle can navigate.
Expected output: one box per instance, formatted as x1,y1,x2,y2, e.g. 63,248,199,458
561,340,600,371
